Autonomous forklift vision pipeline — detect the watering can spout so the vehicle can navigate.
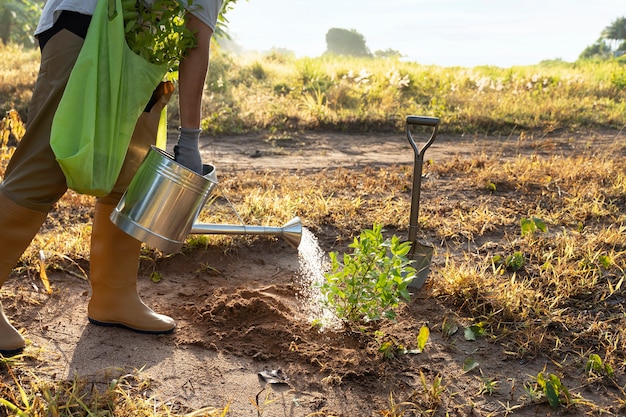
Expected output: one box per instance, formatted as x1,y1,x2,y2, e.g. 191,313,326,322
280,216,303,248
190,216,303,249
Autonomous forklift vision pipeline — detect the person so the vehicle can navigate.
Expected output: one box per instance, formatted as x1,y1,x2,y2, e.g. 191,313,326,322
0,0,223,356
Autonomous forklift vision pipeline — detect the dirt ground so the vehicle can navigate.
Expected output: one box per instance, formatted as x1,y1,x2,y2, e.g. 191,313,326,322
3,129,624,416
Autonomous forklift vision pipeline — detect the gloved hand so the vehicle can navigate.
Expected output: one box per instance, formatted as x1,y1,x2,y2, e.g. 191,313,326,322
173,127,203,174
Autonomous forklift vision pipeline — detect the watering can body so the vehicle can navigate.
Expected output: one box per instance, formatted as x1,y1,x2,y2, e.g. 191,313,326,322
111,146,218,253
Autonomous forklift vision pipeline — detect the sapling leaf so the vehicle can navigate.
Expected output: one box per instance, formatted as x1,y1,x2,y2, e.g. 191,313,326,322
598,255,612,269
521,216,547,236
586,353,603,375
505,252,525,271
122,0,197,71
319,223,415,326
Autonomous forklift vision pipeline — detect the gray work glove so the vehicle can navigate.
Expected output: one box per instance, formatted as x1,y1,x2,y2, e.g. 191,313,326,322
173,127,203,174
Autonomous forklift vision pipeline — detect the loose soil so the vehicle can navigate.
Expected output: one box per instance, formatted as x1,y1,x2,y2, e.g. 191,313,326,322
2,129,625,416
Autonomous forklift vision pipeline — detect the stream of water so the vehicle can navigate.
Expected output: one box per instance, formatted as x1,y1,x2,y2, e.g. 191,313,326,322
295,227,340,329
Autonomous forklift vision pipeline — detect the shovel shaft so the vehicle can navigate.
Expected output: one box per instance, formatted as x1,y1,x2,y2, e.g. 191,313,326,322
406,116,439,243
408,157,424,243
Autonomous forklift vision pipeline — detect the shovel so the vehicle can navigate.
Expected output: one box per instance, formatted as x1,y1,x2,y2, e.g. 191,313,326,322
405,115,439,288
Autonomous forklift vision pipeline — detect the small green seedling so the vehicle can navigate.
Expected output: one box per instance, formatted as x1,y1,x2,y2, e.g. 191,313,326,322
536,372,572,408
585,353,614,378
477,373,499,395
492,252,525,272
150,271,163,283
464,322,486,341
520,216,547,237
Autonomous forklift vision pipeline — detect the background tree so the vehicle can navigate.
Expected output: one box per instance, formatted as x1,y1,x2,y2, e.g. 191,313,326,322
601,16,626,52
0,0,44,46
325,28,371,57
580,16,626,60
579,40,613,60
374,48,402,59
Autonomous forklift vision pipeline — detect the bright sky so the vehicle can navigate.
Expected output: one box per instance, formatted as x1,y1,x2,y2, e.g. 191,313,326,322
225,0,624,67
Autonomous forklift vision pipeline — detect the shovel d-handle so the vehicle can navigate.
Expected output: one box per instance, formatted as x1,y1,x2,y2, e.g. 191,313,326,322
406,115,440,243
406,115,439,157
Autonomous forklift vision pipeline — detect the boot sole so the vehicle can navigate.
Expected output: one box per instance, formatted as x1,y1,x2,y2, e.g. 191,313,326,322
0,346,25,357
88,317,175,335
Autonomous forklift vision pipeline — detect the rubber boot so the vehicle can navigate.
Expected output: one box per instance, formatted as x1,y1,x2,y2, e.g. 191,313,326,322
87,202,175,334
0,191,48,356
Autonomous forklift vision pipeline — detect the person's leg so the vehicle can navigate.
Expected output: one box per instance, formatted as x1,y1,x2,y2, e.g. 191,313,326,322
0,192,47,355
87,201,175,334
0,30,82,355
88,82,176,334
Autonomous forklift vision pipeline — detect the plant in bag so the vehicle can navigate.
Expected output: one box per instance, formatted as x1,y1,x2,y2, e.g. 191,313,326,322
120,0,197,70
320,223,416,327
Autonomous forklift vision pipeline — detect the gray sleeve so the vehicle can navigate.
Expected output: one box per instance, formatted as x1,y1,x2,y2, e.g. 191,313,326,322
182,0,224,32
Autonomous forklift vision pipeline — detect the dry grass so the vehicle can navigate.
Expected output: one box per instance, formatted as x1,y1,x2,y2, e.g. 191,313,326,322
0,44,38,116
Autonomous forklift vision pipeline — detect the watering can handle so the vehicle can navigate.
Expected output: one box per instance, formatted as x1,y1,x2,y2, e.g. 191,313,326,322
406,115,440,158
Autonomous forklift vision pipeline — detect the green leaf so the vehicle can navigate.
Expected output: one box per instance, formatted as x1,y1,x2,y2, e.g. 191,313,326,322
416,325,430,352
598,255,612,269
545,381,560,408
462,357,479,373
465,323,485,340
505,252,525,271
150,271,163,283
533,217,547,232
536,372,547,389
464,327,476,341
442,320,458,337
520,217,535,236
586,353,602,374
521,216,547,236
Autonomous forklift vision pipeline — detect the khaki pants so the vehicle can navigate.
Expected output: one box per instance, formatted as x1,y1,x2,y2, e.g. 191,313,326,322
0,29,172,211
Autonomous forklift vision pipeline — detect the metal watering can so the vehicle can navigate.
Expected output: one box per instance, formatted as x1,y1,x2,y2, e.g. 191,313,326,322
110,146,302,253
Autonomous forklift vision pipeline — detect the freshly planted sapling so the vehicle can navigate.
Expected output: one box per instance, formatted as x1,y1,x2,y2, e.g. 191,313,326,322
319,223,416,327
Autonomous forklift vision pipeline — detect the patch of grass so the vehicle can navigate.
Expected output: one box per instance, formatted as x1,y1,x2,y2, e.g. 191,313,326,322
0,362,229,416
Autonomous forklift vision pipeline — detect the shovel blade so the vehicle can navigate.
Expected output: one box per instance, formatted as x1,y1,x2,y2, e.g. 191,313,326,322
407,241,433,289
